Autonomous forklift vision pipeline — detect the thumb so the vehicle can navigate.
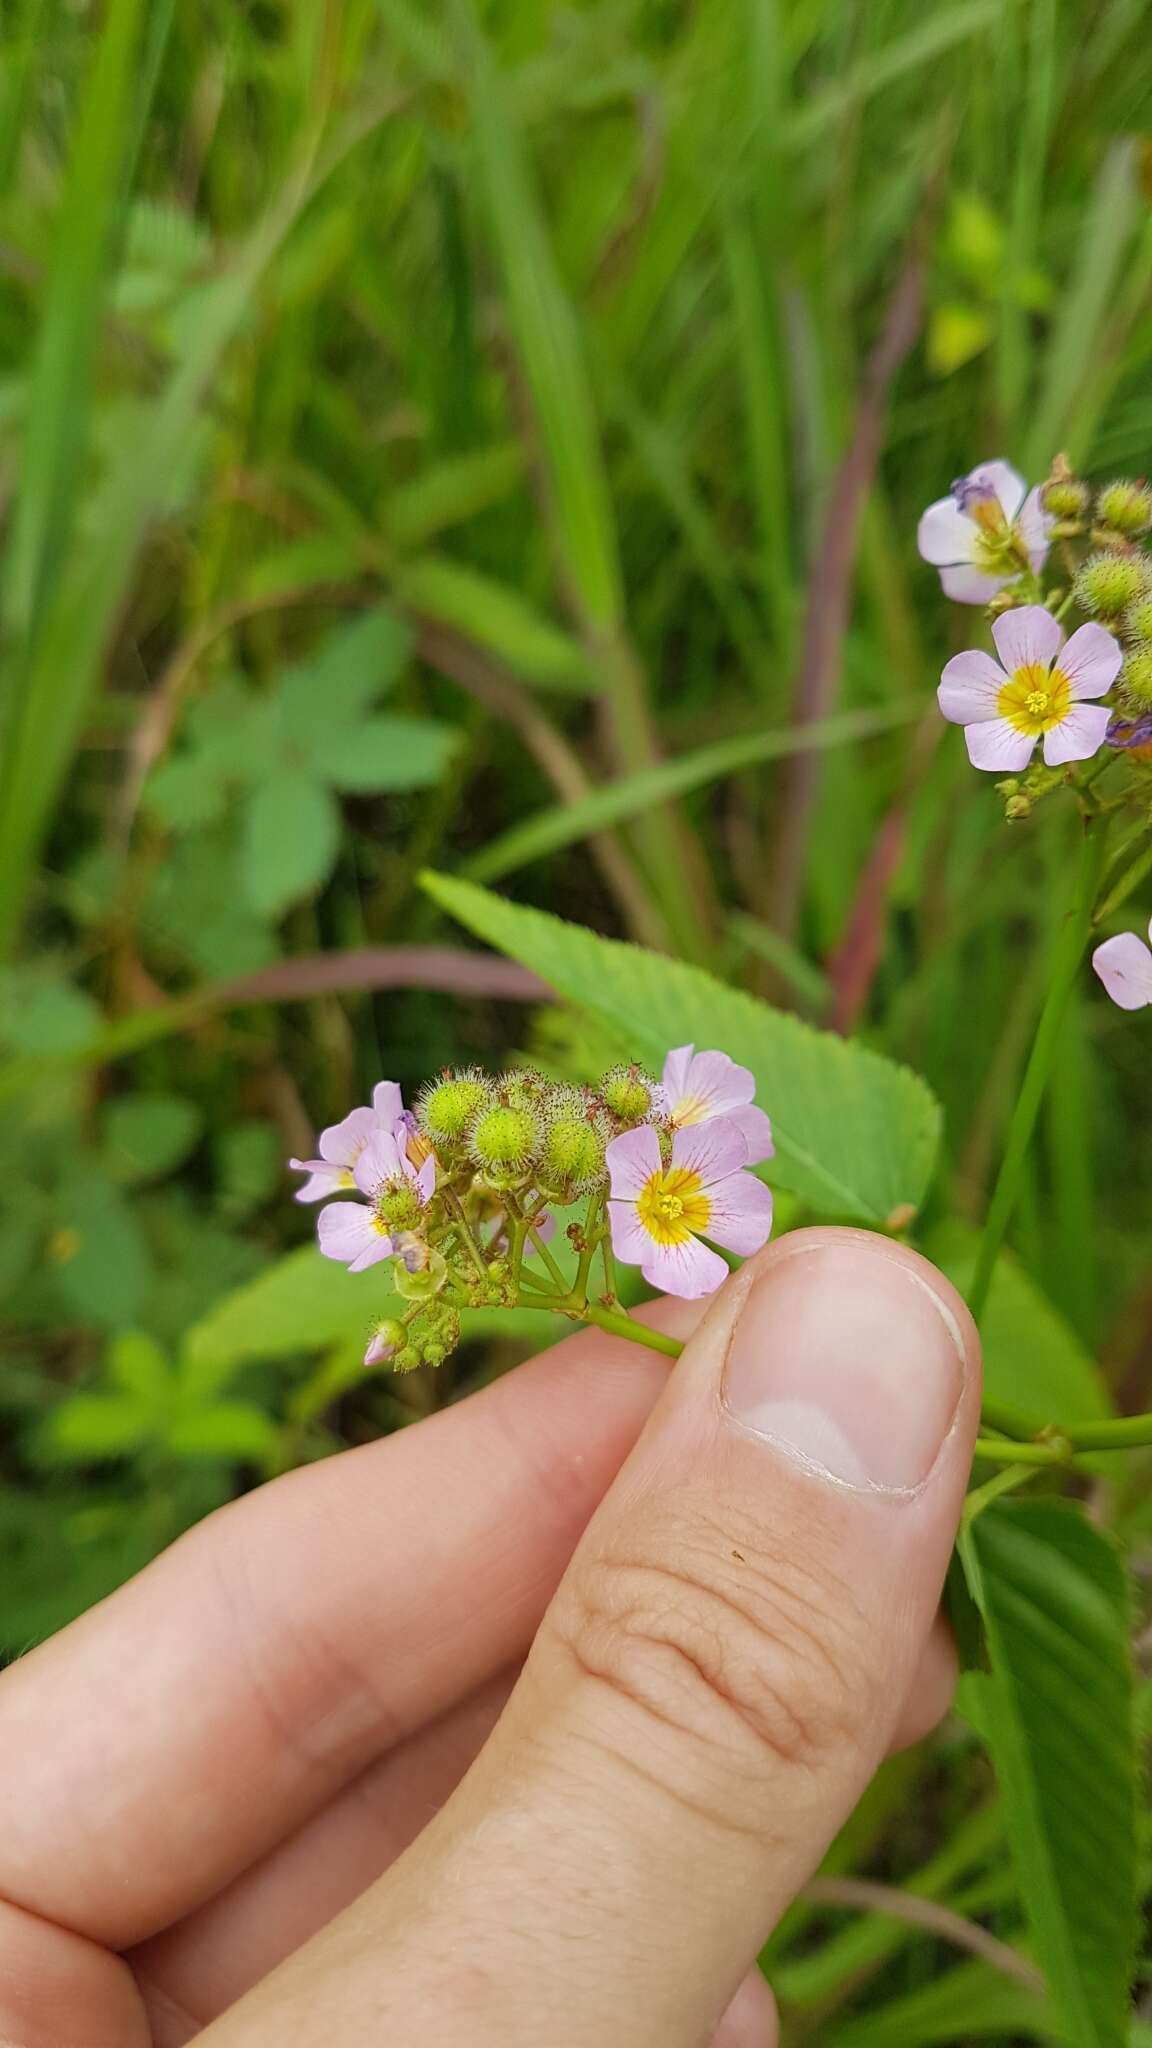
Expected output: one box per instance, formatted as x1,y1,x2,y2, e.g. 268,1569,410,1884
214,1227,980,2047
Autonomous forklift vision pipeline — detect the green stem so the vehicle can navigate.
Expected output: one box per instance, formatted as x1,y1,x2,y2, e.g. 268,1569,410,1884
577,1304,684,1359
528,1223,568,1293
967,813,1107,1323
444,1191,488,1285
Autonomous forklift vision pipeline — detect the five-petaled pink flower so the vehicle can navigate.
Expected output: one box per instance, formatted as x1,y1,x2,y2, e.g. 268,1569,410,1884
290,1080,405,1202
660,1045,774,1164
918,461,1051,604
606,1120,773,1300
1093,919,1152,1011
938,606,1120,772
317,1125,436,1272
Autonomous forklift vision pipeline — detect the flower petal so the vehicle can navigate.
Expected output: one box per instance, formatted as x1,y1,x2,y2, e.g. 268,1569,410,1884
289,1158,353,1203
730,1104,774,1164
1058,622,1122,700
1042,702,1112,767
664,1047,755,1124
964,718,1036,772
917,497,978,567
353,1127,406,1196
606,1123,662,1200
371,1080,405,1124
1092,932,1152,1011
607,1198,654,1268
670,1118,750,1188
364,1329,397,1367
991,605,1064,675
703,1171,774,1256
640,1235,729,1300
1017,484,1053,570
317,1106,376,1167
317,1202,391,1269
939,561,1005,604
938,649,1007,725
415,1152,436,1203
660,1045,695,1104
979,459,1027,522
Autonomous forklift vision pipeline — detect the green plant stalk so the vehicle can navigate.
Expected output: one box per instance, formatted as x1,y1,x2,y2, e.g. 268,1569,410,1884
966,813,1107,1325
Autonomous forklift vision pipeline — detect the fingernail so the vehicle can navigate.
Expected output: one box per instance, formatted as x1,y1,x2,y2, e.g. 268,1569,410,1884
722,1243,966,1492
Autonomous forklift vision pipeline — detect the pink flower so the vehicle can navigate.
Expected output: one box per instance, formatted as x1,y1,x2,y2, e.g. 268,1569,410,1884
1092,919,1152,1010
316,1125,436,1273
938,606,1120,772
290,1080,406,1202
659,1045,774,1164
606,1121,773,1300
364,1327,398,1367
918,461,1051,604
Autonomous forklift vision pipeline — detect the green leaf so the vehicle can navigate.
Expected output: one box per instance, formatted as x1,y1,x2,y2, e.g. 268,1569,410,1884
107,1331,171,1400
144,751,229,831
102,1092,204,1182
241,771,340,918
42,1394,156,1461
276,608,412,747
825,1957,1058,2047
54,1169,150,1327
387,443,526,548
313,715,458,794
930,1227,1112,1426
165,1402,279,1462
422,873,941,1223
961,1501,1139,2047
401,555,593,692
0,970,102,1055
927,300,993,377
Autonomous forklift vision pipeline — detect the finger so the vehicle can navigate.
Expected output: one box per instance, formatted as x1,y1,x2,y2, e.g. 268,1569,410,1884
0,1301,698,1948
892,1609,957,1752
205,1228,979,2047
714,1972,777,2048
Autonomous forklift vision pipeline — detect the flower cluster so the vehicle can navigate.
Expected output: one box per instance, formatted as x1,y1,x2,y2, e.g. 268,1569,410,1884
291,1047,774,1368
920,457,1152,797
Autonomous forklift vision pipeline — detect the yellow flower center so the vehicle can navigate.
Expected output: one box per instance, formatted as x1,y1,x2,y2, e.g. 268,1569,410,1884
670,1093,709,1127
997,661,1072,736
636,1165,711,1246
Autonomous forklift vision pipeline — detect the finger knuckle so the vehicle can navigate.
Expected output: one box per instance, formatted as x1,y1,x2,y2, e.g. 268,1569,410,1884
551,1492,871,1814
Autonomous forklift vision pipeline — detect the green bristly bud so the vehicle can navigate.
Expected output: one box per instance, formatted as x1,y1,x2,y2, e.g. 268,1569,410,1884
420,1071,491,1148
1095,479,1152,538
470,1102,541,1177
393,1344,422,1373
1074,550,1151,620
1004,793,1032,821
1120,648,1152,712
600,1063,655,1123
378,1184,423,1230
1123,595,1152,644
540,1098,608,1193
1042,477,1089,520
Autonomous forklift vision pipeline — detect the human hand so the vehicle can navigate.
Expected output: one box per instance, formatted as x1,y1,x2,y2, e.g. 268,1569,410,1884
0,1227,980,2047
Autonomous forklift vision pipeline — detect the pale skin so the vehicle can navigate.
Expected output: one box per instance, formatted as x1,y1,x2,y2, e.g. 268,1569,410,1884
0,1227,981,2047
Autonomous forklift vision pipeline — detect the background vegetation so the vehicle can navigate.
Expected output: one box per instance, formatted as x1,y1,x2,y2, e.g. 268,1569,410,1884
2,0,1152,2038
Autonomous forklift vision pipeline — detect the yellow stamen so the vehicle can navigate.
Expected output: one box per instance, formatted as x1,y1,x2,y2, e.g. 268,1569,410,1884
997,661,1072,737
636,1164,711,1246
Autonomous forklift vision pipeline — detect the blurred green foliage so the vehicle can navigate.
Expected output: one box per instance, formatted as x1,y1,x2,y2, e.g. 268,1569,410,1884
2,0,1152,2035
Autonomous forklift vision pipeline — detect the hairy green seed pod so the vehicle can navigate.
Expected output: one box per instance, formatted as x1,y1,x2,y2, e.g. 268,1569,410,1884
1123,595,1152,644
600,1063,655,1124
1074,550,1151,620
1042,477,1089,520
470,1102,541,1176
540,1110,607,1193
393,1344,422,1373
419,1071,491,1147
378,1184,423,1230
1095,479,1152,538
1120,649,1152,712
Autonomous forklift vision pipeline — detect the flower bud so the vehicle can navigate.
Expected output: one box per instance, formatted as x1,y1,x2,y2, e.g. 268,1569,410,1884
470,1102,541,1178
393,1344,422,1373
1120,648,1152,712
364,1317,406,1367
419,1070,491,1149
1074,550,1151,619
1005,793,1032,820
600,1063,656,1124
1095,479,1152,539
